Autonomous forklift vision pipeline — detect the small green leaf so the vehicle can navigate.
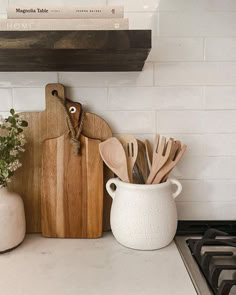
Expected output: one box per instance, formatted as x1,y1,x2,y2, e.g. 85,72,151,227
8,116,15,124
17,128,23,133
10,109,15,115
21,121,28,127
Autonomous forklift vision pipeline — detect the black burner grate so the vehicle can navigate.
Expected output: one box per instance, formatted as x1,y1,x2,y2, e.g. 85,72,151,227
187,229,236,295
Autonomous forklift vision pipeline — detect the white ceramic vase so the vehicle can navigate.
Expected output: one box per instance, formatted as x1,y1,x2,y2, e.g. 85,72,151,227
106,178,182,250
0,187,26,253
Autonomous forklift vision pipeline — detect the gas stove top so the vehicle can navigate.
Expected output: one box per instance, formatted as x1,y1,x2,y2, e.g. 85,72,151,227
175,222,236,295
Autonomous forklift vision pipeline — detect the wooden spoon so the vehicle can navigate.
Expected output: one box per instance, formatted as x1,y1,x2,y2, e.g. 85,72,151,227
152,143,187,184
117,135,138,183
146,135,173,184
145,139,153,171
99,137,130,183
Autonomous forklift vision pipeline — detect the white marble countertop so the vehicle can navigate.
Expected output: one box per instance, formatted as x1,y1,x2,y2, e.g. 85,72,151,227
0,233,196,295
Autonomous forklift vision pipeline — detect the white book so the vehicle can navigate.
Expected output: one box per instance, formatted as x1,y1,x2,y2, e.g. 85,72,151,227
7,5,124,19
0,19,129,31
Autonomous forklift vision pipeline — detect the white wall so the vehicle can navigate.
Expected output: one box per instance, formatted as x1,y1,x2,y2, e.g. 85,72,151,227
1,0,236,220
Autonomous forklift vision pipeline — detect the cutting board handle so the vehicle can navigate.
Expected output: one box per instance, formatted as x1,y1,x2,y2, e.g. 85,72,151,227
106,178,118,199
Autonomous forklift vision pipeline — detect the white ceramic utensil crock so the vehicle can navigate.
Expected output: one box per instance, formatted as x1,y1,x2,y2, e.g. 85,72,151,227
0,187,26,253
106,178,182,250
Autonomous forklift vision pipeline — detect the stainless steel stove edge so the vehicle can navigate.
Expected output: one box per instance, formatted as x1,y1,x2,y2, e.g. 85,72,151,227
175,236,213,295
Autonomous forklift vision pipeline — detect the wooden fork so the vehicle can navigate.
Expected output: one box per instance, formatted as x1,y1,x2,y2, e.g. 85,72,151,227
152,143,187,184
146,135,173,184
161,140,181,183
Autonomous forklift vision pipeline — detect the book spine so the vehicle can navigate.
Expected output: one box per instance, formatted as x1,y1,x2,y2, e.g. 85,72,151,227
7,6,124,19
0,19,129,31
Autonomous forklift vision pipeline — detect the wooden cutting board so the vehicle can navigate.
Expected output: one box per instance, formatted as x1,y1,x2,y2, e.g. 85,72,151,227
9,83,67,233
82,112,113,231
41,101,103,238
9,83,112,233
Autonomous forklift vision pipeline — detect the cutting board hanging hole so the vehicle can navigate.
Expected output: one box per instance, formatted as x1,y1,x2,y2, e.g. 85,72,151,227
52,89,58,96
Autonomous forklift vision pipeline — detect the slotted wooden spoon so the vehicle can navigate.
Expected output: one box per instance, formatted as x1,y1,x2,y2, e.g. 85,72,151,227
152,143,187,184
146,135,173,184
117,135,138,183
99,137,130,183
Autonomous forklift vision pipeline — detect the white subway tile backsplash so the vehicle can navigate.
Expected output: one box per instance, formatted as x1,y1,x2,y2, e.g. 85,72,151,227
109,86,204,110
204,134,236,156
159,12,236,37
205,38,236,61
205,87,236,110
176,180,204,202
109,0,209,12
13,88,45,112
125,12,158,36
203,180,236,202
148,37,204,62
179,180,236,202
158,0,208,11
173,156,236,180
155,62,236,86
177,202,236,220
107,0,159,12
66,88,108,113
158,111,204,133
100,111,156,134
203,157,236,179
171,155,208,180
204,111,236,133
0,0,8,14
0,73,57,87
206,0,236,12
59,63,153,87
0,112,10,118
0,89,12,111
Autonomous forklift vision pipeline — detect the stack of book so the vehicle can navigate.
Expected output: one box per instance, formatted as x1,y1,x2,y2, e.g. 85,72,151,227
0,5,129,31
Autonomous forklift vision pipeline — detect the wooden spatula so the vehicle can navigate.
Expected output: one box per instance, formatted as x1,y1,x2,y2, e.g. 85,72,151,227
152,143,187,184
145,139,153,171
117,135,138,183
99,137,130,183
146,135,173,184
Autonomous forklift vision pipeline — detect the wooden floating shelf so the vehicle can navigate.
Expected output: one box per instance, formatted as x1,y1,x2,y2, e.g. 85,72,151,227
0,30,151,71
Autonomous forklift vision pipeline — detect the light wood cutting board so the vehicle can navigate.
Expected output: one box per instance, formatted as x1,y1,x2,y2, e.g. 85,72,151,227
41,133,103,238
41,100,103,238
82,112,113,231
9,84,67,233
